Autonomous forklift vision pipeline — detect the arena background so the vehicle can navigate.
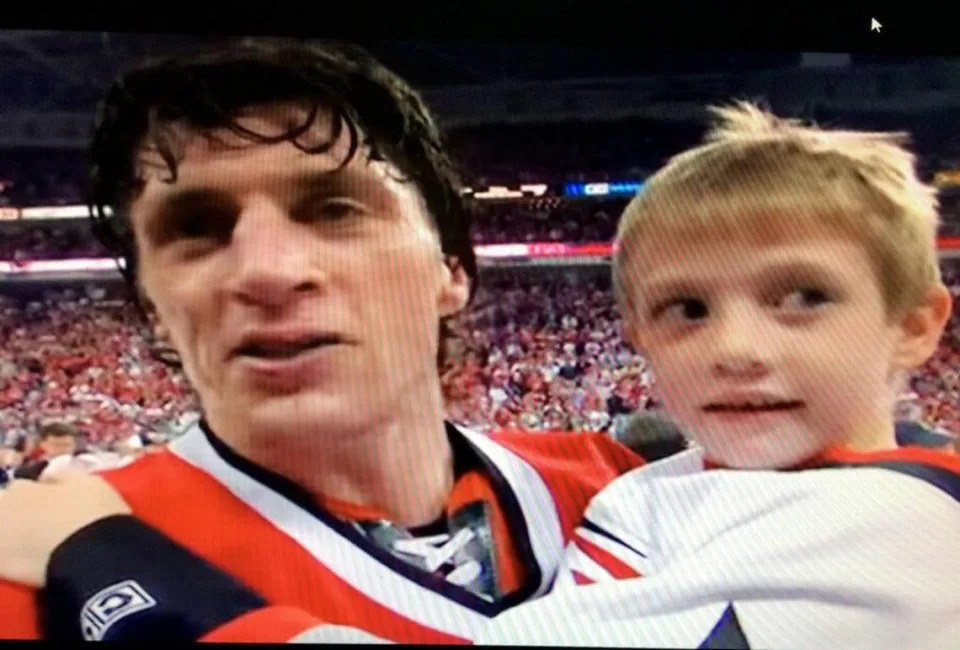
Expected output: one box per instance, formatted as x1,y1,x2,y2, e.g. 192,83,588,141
1,34,959,458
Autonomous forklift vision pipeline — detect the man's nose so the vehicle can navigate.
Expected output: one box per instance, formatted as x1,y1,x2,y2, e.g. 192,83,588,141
225,199,325,307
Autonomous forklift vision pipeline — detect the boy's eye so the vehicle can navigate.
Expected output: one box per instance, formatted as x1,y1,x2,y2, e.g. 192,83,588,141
777,287,832,310
653,298,709,323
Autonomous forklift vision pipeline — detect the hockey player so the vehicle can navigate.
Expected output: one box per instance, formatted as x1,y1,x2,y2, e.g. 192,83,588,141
0,40,642,642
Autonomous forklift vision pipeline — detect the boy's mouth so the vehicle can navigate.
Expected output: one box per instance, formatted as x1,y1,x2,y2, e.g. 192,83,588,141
703,399,805,413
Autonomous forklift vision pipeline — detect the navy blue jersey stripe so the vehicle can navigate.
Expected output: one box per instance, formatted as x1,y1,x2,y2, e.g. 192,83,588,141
580,518,648,559
819,460,960,504
699,603,751,649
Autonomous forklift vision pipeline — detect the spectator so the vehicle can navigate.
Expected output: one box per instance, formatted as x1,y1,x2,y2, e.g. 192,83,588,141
13,421,81,480
616,411,689,462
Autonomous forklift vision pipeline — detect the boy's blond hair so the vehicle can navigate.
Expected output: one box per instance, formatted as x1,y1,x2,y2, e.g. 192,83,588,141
613,101,942,321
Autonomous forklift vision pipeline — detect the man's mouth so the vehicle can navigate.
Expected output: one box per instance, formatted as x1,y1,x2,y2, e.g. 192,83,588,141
703,400,805,413
234,335,341,360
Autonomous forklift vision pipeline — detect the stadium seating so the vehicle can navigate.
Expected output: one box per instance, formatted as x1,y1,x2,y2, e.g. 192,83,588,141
2,261,958,454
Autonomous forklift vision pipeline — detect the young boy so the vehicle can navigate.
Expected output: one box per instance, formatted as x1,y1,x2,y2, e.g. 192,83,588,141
479,102,960,648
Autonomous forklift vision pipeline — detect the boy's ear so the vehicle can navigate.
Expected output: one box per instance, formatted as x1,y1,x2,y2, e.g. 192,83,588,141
893,284,952,370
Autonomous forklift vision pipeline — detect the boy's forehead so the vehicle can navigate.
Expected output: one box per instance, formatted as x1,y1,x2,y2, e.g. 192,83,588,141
624,223,860,289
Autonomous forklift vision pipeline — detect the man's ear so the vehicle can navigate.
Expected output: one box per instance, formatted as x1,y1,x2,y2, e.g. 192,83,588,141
892,284,952,370
154,322,170,342
438,255,471,318
145,306,169,342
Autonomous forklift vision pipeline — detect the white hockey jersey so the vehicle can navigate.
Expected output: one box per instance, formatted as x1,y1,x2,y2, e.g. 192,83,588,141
480,445,960,649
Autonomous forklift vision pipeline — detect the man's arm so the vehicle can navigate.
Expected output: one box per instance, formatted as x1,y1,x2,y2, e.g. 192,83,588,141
44,515,324,642
0,476,326,643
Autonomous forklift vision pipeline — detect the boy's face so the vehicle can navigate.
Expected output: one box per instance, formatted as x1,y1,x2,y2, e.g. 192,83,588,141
622,225,949,468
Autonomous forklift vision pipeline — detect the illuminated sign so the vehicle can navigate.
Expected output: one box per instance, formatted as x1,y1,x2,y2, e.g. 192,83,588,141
564,181,644,197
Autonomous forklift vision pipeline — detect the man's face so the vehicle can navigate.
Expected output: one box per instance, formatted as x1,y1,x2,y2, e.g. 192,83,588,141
40,435,76,459
623,226,929,468
130,104,469,442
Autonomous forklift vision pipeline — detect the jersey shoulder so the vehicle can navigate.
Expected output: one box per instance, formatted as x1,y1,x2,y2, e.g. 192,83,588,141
488,430,645,541
97,449,254,532
815,446,960,504
489,429,645,480
0,580,40,639
98,449,198,496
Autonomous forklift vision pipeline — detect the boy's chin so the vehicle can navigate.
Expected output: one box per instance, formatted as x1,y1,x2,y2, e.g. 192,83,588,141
701,431,823,470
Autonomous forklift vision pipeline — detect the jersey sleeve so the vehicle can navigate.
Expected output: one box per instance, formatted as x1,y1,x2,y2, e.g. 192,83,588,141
42,514,325,643
0,580,41,639
480,464,960,649
199,606,326,643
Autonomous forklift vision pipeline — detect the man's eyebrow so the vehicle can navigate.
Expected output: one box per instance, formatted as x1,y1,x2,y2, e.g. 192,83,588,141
150,188,233,217
137,188,236,238
291,167,367,191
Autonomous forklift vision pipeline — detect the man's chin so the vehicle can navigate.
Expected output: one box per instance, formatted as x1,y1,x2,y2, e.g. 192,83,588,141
242,389,362,432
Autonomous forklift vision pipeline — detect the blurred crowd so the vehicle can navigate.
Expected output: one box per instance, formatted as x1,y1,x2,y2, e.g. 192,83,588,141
0,287,200,458
442,272,651,436
2,258,957,471
0,223,109,262
3,195,960,264
470,198,624,244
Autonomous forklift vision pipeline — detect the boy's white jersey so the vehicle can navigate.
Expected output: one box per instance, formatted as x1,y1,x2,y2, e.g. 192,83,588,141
480,446,960,649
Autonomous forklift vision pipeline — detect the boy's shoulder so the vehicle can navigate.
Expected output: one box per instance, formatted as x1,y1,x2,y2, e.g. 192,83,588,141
565,446,960,590
579,445,960,548
809,445,960,504
588,444,960,506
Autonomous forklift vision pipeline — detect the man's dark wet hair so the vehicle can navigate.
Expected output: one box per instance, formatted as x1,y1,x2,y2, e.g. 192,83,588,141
87,39,477,367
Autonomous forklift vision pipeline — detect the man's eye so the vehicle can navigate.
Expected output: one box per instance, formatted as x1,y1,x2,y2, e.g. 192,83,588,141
313,200,365,220
777,287,833,311
174,214,215,239
652,298,709,323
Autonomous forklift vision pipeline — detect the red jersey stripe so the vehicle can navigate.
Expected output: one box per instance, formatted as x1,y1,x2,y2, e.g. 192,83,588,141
573,535,642,580
570,570,597,586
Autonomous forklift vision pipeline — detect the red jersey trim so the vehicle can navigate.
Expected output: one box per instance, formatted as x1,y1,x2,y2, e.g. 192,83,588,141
201,606,321,643
572,535,642,580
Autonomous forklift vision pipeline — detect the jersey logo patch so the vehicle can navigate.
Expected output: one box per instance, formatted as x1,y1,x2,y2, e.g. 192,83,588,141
80,579,157,641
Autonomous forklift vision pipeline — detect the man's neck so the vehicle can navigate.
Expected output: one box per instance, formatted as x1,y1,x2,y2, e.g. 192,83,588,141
206,387,455,529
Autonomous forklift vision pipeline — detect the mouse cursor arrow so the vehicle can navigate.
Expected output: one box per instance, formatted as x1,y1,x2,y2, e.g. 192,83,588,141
870,18,882,33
